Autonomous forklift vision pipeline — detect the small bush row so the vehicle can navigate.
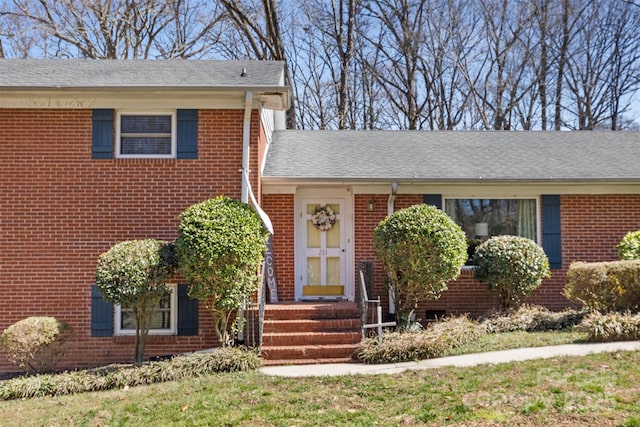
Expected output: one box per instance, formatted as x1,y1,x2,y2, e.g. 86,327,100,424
0,347,261,400
481,305,586,334
579,311,640,342
355,316,485,364
564,260,640,312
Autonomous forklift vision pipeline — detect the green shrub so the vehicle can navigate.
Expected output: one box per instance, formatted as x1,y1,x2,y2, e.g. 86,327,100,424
374,204,467,329
473,236,551,311
564,260,640,312
481,305,585,333
0,317,72,375
355,316,484,364
0,347,261,400
96,239,177,366
618,231,640,260
176,196,270,346
579,311,640,342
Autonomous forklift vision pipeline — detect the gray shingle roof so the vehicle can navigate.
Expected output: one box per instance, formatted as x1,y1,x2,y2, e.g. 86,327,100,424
263,130,640,182
0,59,286,90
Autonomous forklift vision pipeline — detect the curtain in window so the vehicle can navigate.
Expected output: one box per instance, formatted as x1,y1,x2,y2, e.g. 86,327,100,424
517,199,537,241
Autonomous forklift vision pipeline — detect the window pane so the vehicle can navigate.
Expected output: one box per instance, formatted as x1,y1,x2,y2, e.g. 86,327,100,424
445,198,536,241
121,115,171,133
121,137,172,155
121,293,172,331
307,257,321,285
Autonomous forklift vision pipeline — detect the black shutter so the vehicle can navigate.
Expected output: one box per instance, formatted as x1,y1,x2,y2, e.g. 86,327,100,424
91,285,113,337
92,109,114,159
177,109,198,159
542,195,562,269
423,194,443,209
177,284,199,336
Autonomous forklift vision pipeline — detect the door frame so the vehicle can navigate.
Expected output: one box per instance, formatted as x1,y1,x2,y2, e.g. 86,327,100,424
294,187,354,301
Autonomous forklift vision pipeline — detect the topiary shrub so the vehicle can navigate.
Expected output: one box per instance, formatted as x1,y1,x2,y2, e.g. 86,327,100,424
96,239,177,366
564,260,640,312
618,230,640,260
473,235,551,312
374,204,467,329
0,317,72,375
175,196,270,346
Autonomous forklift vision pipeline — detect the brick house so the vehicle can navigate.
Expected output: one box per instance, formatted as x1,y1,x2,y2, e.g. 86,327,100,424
0,59,289,371
262,130,640,326
2,59,640,371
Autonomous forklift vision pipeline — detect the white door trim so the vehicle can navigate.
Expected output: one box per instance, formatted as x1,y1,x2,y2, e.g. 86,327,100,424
294,188,354,301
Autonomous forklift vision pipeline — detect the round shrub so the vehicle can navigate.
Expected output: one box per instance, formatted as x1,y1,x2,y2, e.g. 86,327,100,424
0,317,72,374
96,239,177,365
618,230,640,260
473,235,551,311
374,204,467,328
175,196,270,345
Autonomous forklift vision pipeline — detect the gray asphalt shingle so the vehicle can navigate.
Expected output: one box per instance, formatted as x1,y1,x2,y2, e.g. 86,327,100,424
0,59,286,90
264,130,640,182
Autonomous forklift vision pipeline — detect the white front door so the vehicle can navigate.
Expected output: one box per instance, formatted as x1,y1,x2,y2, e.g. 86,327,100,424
296,191,353,301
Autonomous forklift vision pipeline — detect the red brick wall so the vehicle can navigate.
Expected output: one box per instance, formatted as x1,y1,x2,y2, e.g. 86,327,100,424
262,194,295,301
0,108,265,372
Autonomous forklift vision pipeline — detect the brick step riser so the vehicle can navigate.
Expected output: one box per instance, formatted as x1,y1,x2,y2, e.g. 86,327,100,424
263,319,361,333
264,310,360,321
262,345,357,361
263,332,361,346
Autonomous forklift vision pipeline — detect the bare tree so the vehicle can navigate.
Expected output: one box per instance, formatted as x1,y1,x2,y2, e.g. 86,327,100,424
0,0,225,59
563,0,640,130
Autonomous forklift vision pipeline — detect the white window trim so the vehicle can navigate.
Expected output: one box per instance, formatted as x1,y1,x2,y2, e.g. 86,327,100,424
115,110,177,159
442,196,542,245
114,285,177,336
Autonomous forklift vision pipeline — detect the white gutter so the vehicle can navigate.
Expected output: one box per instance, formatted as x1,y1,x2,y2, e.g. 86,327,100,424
387,182,398,315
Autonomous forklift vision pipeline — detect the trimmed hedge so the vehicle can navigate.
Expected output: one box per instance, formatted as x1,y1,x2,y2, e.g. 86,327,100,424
564,260,640,312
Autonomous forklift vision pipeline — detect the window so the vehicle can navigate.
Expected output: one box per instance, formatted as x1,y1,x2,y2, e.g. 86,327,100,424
116,111,176,158
114,285,177,335
444,198,538,263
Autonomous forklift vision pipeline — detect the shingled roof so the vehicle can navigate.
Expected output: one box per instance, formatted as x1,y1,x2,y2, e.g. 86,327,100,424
0,59,287,91
263,130,640,182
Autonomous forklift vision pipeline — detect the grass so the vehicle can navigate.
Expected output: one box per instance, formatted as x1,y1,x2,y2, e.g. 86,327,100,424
1,329,639,426
1,349,640,426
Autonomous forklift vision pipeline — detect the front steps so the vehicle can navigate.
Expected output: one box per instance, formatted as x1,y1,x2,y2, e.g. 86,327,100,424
261,302,362,365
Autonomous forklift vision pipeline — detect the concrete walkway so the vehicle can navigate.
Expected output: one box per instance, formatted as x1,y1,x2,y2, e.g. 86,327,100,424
260,341,640,377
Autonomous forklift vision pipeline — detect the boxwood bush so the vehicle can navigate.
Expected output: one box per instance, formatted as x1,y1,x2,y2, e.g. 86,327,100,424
96,239,177,366
473,236,551,311
618,230,640,260
564,260,640,312
0,317,72,375
374,204,467,329
176,196,270,346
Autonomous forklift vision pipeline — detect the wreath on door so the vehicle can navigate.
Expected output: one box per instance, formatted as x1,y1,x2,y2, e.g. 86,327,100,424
312,205,336,231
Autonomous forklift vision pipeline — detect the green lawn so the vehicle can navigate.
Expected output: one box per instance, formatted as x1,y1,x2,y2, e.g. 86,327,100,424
1,331,639,426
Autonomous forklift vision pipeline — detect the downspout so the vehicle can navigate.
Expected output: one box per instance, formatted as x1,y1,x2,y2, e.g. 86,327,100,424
387,182,398,315
241,91,253,204
238,91,253,343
